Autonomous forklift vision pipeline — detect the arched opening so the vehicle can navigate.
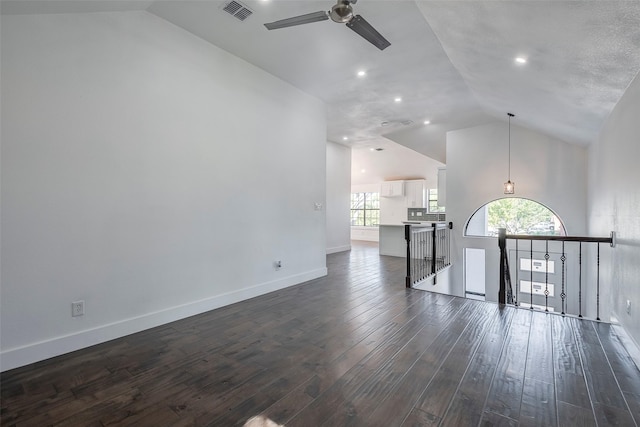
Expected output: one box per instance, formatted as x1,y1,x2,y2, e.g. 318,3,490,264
464,197,567,237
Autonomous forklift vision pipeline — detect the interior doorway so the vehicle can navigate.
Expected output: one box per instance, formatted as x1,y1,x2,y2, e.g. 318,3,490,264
465,248,486,301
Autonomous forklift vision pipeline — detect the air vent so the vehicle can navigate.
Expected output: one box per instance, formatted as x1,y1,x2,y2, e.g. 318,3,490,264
381,119,414,127
222,1,253,21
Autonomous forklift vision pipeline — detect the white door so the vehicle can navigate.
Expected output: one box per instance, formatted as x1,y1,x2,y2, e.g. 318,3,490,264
465,248,486,301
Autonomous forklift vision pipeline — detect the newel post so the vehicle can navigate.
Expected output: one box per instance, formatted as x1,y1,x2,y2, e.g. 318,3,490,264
405,224,412,288
498,228,507,305
431,223,438,277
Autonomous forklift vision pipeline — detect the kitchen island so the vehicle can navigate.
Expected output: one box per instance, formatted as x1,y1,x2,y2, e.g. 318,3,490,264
378,224,407,257
379,221,444,257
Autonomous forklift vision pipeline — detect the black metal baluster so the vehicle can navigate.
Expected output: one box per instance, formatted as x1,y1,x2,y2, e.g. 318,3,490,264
561,241,566,315
597,242,601,321
434,228,439,273
415,230,419,282
440,228,447,269
418,232,421,282
424,230,429,280
440,228,443,270
417,232,420,282
431,224,437,277
530,239,534,310
420,230,429,280
405,224,411,288
412,232,422,283
579,241,583,318
440,228,444,270
447,226,451,266
424,230,428,280
544,240,549,312
412,230,416,283
515,239,519,307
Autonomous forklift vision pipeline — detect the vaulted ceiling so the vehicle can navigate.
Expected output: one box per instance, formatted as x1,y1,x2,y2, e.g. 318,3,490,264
4,0,640,163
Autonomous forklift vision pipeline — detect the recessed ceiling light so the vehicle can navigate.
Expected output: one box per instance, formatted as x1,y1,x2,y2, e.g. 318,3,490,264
515,57,527,64
375,148,384,151
361,169,366,173
381,121,389,126
394,97,402,103
357,70,366,77
424,120,431,125
342,136,348,141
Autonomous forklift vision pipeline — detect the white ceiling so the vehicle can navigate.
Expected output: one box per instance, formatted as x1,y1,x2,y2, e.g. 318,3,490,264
3,0,640,164
350,139,443,187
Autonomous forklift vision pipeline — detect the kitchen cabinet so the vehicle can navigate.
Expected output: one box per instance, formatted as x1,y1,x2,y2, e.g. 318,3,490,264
381,180,404,197
437,168,446,207
405,180,426,208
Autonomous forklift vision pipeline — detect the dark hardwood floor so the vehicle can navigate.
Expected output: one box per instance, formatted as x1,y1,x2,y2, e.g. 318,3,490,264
2,241,639,426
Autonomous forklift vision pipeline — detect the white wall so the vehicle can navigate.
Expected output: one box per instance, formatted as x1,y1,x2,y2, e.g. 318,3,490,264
446,121,587,301
0,11,327,371
589,70,640,347
326,142,351,254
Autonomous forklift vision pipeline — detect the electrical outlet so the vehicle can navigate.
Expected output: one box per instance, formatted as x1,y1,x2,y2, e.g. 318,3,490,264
627,300,631,315
274,260,282,270
72,300,84,317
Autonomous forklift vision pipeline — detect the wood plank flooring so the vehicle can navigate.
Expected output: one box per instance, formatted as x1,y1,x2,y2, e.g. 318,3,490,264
2,241,639,426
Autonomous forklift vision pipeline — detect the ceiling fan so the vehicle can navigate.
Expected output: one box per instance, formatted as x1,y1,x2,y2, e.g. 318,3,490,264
264,0,391,51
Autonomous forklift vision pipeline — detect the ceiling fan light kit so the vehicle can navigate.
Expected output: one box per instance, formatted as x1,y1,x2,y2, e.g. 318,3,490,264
264,0,391,51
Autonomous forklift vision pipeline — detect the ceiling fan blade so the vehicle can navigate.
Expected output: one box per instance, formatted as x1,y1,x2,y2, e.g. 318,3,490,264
264,11,329,30
346,15,391,51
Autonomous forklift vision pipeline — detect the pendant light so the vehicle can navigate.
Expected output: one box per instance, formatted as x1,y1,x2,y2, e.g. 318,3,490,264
504,113,515,194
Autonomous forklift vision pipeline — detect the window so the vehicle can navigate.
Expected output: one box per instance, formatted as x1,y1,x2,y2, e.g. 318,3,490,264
350,192,379,226
428,189,445,213
465,197,566,237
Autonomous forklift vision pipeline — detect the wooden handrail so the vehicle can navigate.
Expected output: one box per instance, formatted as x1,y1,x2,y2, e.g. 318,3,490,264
503,232,615,246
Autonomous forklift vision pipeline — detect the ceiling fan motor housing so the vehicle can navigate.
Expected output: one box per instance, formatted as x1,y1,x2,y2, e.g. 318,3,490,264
330,0,354,23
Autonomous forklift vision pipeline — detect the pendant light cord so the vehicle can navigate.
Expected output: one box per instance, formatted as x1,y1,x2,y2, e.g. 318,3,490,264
507,113,514,181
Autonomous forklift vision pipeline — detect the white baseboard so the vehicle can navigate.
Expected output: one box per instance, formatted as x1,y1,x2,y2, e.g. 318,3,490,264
0,267,327,372
326,244,351,254
350,235,379,242
611,322,640,373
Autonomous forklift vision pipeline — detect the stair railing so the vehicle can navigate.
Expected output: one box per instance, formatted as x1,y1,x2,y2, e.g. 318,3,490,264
498,228,615,320
405,222,452,288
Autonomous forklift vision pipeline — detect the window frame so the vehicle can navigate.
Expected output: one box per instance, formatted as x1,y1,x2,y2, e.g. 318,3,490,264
428,189,445,213
464,197,567,237
350,192,380,227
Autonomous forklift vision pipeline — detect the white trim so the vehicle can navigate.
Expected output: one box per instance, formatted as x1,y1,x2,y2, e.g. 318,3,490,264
0,268,327,372
326,245,351,254
350,226,379,242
